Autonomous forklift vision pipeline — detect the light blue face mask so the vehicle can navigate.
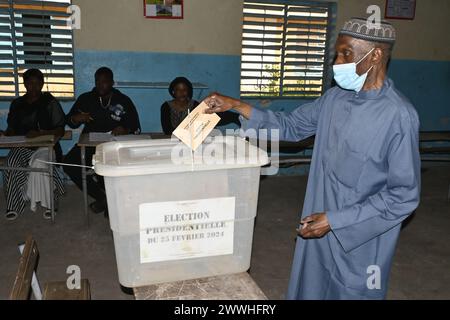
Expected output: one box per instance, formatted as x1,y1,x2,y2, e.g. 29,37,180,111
333,48,374,92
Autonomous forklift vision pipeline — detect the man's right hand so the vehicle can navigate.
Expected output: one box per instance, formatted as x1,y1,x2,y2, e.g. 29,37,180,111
71,112,93,124
204,92,252,120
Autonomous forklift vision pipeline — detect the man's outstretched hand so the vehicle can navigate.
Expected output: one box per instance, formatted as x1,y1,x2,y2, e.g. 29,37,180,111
204,92,236,113
204,92,252,120
297,212,331,239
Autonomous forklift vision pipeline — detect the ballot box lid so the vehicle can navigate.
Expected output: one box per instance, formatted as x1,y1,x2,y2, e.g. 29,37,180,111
93,136,269,177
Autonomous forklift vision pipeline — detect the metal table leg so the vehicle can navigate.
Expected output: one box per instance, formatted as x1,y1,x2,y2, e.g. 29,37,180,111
81,145,89,226
48,146,55,223
447,182,450,202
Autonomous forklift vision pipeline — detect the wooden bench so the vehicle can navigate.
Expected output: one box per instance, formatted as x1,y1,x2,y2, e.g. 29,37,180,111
271,132,450,168
9,235,91,300
420,131,450,161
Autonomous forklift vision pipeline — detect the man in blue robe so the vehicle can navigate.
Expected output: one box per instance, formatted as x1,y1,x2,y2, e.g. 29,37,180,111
205,17,421,299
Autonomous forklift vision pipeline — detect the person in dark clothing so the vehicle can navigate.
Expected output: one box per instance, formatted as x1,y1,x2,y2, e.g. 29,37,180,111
160,77,240,135
0,69,66,221
64,67,141,215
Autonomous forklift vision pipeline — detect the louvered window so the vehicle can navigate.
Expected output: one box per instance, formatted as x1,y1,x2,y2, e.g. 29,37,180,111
241,1,336,98
0,0,74,99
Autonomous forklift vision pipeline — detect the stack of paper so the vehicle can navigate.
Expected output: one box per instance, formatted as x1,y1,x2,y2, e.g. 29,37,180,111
113,134,152,142
88,132,153,142
0,135,27,144
89,132,113,142
26,135,55,143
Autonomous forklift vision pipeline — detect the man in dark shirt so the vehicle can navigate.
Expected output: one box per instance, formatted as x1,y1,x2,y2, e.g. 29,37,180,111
64,67,141,215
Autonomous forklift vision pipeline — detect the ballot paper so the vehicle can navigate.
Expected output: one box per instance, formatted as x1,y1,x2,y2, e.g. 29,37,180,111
172,101,221,151
0,135,27,144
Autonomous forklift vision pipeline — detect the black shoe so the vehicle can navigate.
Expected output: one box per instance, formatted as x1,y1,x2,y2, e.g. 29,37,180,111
89,200,107,214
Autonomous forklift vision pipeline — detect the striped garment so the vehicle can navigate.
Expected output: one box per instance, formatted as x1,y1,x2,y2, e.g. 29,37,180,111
3,147,65,216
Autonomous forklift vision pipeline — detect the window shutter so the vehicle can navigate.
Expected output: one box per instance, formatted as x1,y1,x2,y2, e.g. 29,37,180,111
241,1,335,98
0,0,74,99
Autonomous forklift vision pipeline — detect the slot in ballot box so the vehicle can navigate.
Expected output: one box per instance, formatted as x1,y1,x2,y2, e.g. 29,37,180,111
93,136,269,287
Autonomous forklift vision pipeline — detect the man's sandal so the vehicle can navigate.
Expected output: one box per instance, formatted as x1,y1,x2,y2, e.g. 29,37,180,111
5,211,18,221
43,209,56,220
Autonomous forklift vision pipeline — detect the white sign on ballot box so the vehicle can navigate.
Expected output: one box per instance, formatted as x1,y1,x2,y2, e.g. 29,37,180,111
139,197,236,263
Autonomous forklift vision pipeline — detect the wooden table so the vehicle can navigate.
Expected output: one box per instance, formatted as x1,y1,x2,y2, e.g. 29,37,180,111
78,132,170,225
133,272,267,300
270,131,450,168
0,139,57,222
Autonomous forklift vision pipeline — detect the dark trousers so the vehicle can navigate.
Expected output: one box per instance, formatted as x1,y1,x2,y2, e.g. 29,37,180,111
64,146,105,202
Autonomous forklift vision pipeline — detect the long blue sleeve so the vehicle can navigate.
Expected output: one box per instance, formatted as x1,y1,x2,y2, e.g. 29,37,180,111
239,93,327,142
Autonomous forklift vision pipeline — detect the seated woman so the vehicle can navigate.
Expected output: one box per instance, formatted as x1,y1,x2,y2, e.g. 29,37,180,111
160,77,240,135
0,69,66,221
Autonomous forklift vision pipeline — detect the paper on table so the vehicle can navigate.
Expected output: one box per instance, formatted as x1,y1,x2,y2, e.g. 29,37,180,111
88,132,113,142
26,135,55,143
0,135,26,144
113,134,152,142
172,101,221,151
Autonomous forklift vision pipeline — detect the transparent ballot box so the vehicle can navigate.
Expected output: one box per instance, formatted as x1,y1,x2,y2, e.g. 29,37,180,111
93,136,269,287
